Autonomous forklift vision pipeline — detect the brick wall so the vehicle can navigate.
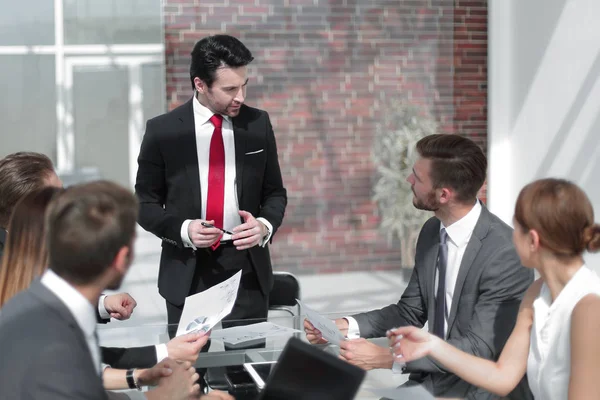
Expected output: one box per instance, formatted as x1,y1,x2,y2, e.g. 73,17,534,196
164,0,488,275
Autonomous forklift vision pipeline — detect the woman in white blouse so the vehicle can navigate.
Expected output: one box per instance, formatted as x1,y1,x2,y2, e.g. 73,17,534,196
388,178,600,400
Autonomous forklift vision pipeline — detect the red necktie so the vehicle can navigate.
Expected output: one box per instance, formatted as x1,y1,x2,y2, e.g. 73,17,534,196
206,114,225,251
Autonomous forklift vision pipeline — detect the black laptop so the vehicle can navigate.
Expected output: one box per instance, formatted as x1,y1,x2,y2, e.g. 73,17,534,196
257,337,366,400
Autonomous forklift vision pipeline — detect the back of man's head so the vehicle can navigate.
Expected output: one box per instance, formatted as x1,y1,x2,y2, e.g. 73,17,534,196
189,34,254,89
416,134,487,203
46,180,138,286
0,152,56,229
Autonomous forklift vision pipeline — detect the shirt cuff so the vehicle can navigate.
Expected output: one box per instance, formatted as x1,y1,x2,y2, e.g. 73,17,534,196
155,343,168,363
343,316,361,339
180,219,196,249
392,360,407,374
98,294,111,319
126,391,148,400
256,217,273,247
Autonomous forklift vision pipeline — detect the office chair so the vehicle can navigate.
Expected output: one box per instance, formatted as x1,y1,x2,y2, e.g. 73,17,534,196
268,271,302,330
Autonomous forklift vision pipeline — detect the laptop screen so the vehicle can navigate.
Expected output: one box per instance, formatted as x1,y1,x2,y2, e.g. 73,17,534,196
259,337,366,400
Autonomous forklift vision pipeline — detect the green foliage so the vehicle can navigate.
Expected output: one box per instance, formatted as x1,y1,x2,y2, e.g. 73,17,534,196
372,101,437,266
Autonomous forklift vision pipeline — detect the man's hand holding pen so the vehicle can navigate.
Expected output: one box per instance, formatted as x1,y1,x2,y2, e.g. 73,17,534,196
187,211,266,250
188,219,222,248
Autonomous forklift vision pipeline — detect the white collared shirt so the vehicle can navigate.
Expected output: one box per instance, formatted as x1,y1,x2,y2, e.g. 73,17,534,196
180,95,272,248
437,200,482,336
41,269,101,376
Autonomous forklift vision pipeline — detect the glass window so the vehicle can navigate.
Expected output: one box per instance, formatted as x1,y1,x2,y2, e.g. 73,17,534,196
63,0,162,45
0,2,55,45
72,65,130,188
0,55,57,161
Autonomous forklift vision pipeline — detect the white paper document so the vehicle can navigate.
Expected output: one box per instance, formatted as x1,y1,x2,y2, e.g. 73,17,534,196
176,270,242,337
366,385,435,400
297,299,345,345
211,322,301,345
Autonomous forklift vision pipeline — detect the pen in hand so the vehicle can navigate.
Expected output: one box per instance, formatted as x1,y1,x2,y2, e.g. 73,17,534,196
200,221,234,235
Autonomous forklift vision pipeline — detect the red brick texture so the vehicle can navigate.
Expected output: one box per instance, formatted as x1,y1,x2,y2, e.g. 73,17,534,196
163,0,488,275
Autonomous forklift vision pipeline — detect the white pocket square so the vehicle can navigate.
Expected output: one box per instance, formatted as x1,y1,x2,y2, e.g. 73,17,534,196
245,149,264,155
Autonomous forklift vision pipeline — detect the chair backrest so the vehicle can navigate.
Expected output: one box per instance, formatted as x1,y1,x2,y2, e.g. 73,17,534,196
269,272,300,308
258,337,365,400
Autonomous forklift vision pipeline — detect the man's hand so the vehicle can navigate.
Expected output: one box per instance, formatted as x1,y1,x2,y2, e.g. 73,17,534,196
104,293,137,320
188,219,222,249
166,331,209,363
339,338,394,370
304,318,349,344
232,210,266,250
146,360,200,400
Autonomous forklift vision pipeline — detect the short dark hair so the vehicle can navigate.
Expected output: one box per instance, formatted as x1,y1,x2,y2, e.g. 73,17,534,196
189,34,254,89
416,134,487,203
0,152,55,228
515,178,600,257
46,180,138,285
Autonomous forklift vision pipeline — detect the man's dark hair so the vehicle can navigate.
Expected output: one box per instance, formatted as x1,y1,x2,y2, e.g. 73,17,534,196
46,180,138,285
189,34,254,89
0,152,55,229
416,134,487,203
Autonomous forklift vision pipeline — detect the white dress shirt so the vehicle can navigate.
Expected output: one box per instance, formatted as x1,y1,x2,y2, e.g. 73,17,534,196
344,201,482,371
180,95,273,248
41,269,102,376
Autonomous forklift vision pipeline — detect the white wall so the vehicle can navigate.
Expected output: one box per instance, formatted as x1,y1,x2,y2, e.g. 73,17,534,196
488,0,600,270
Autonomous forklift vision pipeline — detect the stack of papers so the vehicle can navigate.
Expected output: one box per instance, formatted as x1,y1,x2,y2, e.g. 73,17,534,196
176,270,242,337
211,322,301,345
297,299,345,345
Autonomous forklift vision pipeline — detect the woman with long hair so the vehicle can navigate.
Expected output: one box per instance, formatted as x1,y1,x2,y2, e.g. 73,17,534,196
0,187,56,307
388,178,600,400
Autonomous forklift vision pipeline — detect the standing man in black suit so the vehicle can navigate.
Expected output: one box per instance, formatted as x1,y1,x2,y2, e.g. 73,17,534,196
135,35,287,331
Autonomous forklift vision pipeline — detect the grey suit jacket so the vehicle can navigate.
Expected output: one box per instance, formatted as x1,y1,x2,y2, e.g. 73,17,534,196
353,206,534,400
0,279,108,400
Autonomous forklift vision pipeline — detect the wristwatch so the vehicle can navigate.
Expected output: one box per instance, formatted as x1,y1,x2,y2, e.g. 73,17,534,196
126,368,142,391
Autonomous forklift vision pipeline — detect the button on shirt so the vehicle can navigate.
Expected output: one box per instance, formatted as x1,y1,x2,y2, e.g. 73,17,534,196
41,269,101,376
180,95,273,248
344,201,482,370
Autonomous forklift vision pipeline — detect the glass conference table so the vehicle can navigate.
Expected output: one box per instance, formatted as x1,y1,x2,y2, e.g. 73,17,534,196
98,312,435,399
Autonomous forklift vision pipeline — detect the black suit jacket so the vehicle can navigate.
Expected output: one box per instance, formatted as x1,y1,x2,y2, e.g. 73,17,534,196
0,280,107,399
135,99,287,306
353,206,534,400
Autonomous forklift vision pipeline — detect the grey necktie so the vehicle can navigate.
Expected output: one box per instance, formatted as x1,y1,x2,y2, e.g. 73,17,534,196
433,228,448,338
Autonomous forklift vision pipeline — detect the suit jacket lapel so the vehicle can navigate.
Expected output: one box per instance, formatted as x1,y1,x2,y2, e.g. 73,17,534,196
178,99,202,215
232,114,247,209
424,222,442,329
446,207,490,332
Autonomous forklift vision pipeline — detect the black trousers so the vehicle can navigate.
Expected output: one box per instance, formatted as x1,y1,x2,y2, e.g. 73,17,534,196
166,243,269,340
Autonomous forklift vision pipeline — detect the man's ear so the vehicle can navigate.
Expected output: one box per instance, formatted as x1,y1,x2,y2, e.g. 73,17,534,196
194,77,207,94
111,246,131,275
438,187,452,204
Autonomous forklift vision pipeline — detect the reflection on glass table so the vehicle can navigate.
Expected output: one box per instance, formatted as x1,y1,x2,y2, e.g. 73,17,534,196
97,311,410,399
